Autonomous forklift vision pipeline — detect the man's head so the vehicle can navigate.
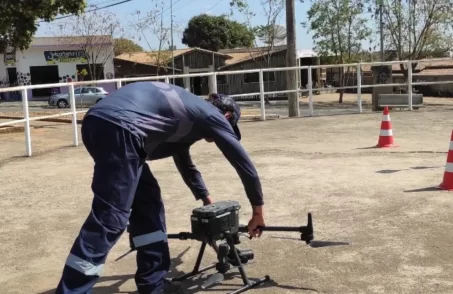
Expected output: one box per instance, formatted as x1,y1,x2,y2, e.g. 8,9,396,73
207,93,242,141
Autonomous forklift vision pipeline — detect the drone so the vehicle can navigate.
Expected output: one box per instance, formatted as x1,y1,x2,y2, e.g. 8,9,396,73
117,200,349,294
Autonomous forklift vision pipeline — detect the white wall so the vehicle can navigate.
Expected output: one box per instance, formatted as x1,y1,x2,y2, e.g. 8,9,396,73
1,41,115,98
15,44,115,84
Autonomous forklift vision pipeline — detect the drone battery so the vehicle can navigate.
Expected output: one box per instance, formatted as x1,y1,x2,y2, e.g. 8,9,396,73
191,200,241,241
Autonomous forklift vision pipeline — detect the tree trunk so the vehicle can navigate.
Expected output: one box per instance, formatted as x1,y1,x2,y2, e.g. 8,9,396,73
338,68,344,103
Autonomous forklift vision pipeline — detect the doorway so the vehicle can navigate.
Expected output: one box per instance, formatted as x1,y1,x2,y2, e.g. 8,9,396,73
190,76,209,95
7,68,17,85
76,64,104,81
30,65,59,97
6,67,19,101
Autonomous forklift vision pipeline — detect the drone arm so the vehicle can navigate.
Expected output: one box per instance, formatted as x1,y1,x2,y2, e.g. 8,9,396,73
239,212,313,233
239,226,307,232
238,213,314,244
167,232,196,240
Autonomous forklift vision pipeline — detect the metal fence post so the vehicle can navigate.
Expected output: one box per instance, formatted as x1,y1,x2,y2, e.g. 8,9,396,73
21,88,32,157
407,60,413,111
357,62,362,113
308,66,314,116
210,72,218,94
69,84,79,146
259,70,266,121
116,80,122,90
165,76,170,84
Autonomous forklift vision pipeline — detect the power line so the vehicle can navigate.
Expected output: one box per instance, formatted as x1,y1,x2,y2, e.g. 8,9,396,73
38,0,133,23
159,0,183,17
205,0,225,13
87,0,119,7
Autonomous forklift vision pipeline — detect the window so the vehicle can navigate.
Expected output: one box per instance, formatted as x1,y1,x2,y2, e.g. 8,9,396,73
82,88,96,94
244,72,259,83
74,88,81,94
244,71,276,83
264,72,276,82
217,75,227,85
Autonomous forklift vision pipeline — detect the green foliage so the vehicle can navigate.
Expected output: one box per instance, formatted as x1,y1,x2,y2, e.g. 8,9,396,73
114,38,143,56
181,14,255,51
77,69,88,76
302,0,372,63
229,0,250,13
303,0,371,103
375,0,453,61
0,0,86,53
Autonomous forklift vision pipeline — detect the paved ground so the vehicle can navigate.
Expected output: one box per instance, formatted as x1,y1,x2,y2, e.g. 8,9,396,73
2,104,453,294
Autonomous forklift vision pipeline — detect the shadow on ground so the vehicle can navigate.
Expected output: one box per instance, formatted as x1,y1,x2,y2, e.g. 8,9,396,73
376,166,443,174
404,187,443,193
38,247,318,294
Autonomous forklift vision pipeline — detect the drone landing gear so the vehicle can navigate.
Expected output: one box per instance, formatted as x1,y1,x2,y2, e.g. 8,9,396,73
167,234,270,294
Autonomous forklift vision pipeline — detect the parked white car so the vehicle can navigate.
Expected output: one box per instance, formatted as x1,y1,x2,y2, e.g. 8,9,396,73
48,86,109,108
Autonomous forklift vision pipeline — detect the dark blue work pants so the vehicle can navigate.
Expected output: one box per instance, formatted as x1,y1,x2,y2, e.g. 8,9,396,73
55,115,170,294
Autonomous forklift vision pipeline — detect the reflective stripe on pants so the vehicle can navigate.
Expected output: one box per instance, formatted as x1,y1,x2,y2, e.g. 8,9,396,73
129,162,170,294
56,115,150,293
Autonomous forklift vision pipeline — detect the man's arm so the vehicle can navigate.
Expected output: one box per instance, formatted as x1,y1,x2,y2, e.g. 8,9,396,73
173,147,211,203
203,114,264,207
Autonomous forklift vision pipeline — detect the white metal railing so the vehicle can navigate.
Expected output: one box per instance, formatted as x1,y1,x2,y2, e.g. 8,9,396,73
1,58,452,157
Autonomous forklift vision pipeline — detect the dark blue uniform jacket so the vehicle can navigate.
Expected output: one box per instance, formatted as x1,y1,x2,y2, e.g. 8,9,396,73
85,81,264,206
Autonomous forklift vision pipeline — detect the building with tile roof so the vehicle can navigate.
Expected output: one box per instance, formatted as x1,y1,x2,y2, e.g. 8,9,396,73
114,45,321,98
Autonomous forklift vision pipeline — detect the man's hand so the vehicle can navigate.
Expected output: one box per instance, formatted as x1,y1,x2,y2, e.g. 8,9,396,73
202,195,214,205
247,206,265,239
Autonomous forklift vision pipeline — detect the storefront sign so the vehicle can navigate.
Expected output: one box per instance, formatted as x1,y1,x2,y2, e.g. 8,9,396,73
4,51,15,66
44,50,87,64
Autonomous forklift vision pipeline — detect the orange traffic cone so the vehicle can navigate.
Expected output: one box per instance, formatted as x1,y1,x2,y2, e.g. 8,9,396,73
439,130,453,190
376,106,397,148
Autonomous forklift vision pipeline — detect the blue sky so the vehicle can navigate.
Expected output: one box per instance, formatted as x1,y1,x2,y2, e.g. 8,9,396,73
36,0,315,51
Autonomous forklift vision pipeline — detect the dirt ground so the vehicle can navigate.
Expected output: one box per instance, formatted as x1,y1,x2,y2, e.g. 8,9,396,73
2,103,453,294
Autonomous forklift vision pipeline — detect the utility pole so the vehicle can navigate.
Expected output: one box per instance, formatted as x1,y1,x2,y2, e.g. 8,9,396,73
171,0,175,83
379,1,384,62
286,0,299,117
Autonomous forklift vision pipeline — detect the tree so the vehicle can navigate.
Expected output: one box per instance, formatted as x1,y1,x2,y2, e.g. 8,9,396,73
302,0,372,103
0,0,86,53
129,1,176,75
375,0,453,80
49,8,125,81
114,38,143,56
181,14,255,51
236,0,286,104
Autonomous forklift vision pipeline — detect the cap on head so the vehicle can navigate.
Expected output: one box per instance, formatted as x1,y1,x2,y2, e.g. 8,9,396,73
207,93,242,140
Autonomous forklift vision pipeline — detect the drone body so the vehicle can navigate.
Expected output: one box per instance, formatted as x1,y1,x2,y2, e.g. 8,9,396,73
119,200,317,294
190,200,241,242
